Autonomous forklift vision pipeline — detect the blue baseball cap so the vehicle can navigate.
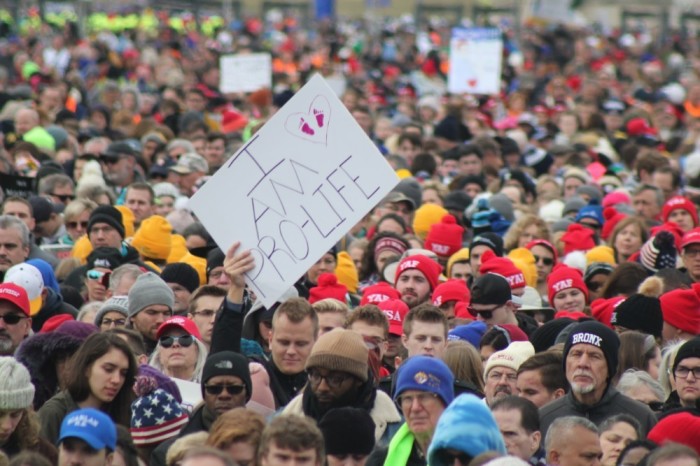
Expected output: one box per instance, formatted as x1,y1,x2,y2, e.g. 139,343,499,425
58,408,117,451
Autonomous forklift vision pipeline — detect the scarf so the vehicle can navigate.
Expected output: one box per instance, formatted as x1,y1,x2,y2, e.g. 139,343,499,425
301,374,376,421
384,423,416,466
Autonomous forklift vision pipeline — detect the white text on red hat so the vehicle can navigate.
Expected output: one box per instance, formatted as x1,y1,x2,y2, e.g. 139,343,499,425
553,279,573,292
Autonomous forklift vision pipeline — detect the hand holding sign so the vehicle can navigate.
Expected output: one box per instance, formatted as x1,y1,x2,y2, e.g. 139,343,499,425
190,74,399,308
224,241,255,304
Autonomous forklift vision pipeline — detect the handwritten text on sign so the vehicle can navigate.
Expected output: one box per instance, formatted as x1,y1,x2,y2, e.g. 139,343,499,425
190,74,398,307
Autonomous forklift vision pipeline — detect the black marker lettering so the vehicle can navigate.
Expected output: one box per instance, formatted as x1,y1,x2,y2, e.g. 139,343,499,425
340,155,380,199
279,220,310,260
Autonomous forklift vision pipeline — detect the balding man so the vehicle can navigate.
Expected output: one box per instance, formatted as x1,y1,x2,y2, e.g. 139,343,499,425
545,416,601,466
14,108,39,136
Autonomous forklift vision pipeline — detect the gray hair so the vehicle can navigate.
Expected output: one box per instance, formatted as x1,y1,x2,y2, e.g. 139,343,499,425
148,337,208,383
109,264,145,293
0,215,30,247
545,416,598,453
77,301,103,323
616,369,665,402
633,184,664,207
166,139,195,154
38,173,75,195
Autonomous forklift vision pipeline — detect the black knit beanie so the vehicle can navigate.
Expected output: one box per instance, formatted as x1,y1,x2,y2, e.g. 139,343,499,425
201,351,252,402
161,263,200,293
88,205,125,238
563,321,620,381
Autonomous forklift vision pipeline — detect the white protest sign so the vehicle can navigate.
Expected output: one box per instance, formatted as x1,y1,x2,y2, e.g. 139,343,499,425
190,74,399,308
219,53,272,93
448,28,503,95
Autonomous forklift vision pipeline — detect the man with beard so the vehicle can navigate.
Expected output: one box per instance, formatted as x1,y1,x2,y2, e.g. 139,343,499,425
483,341,534,406
539,321,657,436
100,141,142,201
282,328,402,447
394,255,442,309
0,283,31,355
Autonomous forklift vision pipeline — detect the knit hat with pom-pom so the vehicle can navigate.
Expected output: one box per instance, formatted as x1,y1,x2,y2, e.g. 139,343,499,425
610,276,663,338
309,273,348,304
130,376,188,447
424,215,465,259
601,207,627,241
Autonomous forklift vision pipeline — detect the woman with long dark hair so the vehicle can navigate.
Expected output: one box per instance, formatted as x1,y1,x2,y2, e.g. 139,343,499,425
37,332,137,445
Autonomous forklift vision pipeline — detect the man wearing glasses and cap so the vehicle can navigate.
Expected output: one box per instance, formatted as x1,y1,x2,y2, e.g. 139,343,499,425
100,141,142,202
282,328,401,446
469,273,536,337
150,351,252,466
0,283,32,356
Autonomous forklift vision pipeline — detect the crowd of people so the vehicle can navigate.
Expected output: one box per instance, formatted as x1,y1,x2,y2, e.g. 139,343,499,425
1,7,700,466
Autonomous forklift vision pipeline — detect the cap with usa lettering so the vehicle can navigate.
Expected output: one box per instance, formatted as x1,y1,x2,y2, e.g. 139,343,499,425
563,320,620,381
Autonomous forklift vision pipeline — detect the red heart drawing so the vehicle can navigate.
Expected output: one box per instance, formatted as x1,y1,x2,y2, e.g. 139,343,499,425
285,95,332,145
467,78,478,88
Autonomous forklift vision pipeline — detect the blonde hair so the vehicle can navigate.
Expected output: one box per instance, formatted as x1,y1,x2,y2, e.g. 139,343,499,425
442,340,485,392
166,432,209,466
503,214,551,252
312,298,349,319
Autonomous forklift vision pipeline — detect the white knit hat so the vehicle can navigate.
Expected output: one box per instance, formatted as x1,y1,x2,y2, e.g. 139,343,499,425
483,341,535,378
0,357,35,410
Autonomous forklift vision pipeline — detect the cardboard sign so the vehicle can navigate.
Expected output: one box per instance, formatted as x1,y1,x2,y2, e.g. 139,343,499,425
219,53,272,93
190,74,398,308
448,28,503,95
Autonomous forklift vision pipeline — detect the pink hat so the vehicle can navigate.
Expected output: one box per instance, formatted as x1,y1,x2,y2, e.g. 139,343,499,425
602,191,632,209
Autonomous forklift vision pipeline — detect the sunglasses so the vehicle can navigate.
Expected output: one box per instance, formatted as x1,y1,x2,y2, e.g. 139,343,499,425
467,305,500,319
533,255,554,266
0,314,27,325
307,370,351,389
67,221,88,229
579,222,601,230
100,155,123,165
159,335,194,348
50,193,75,202
86,269,107,281
204,384,246,396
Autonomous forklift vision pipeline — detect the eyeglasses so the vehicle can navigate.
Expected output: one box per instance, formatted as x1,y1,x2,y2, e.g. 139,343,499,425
50,193,75,202
435,450,473,465
684,248,700,258
533,255,554,266
674,365,700,379
467,305,500,319
190,309,216,319
101,318,126,327
204,384,246,396
307,370,351,389
0,314,27,325
159,335,195,348
66,221,88,229
488,371,518,382
396,392,440,409
86,269,108,281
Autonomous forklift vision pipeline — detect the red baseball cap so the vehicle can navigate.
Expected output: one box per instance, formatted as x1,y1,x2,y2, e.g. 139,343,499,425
156,316,202,340
432,280,471,307
681,228,700,250
0,283,30,316
360,282,401,305
377,299,409,336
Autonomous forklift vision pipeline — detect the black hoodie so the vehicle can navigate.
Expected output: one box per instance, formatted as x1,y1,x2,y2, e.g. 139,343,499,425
32,287,78,332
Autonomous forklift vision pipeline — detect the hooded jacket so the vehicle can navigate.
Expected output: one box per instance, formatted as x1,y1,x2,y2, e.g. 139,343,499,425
32,287,78,332
15,330,85,409
428,394,507,466
539,387,657,436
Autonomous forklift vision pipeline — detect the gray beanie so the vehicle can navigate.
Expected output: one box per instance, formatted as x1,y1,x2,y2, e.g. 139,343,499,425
0,357,35,410
94,296,129,326
128,272,174,318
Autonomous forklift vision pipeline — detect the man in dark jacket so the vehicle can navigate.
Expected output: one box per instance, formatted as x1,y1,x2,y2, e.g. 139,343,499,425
212,241,315,409
539,321,657,436
150,351,251,466
63,205,150,291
